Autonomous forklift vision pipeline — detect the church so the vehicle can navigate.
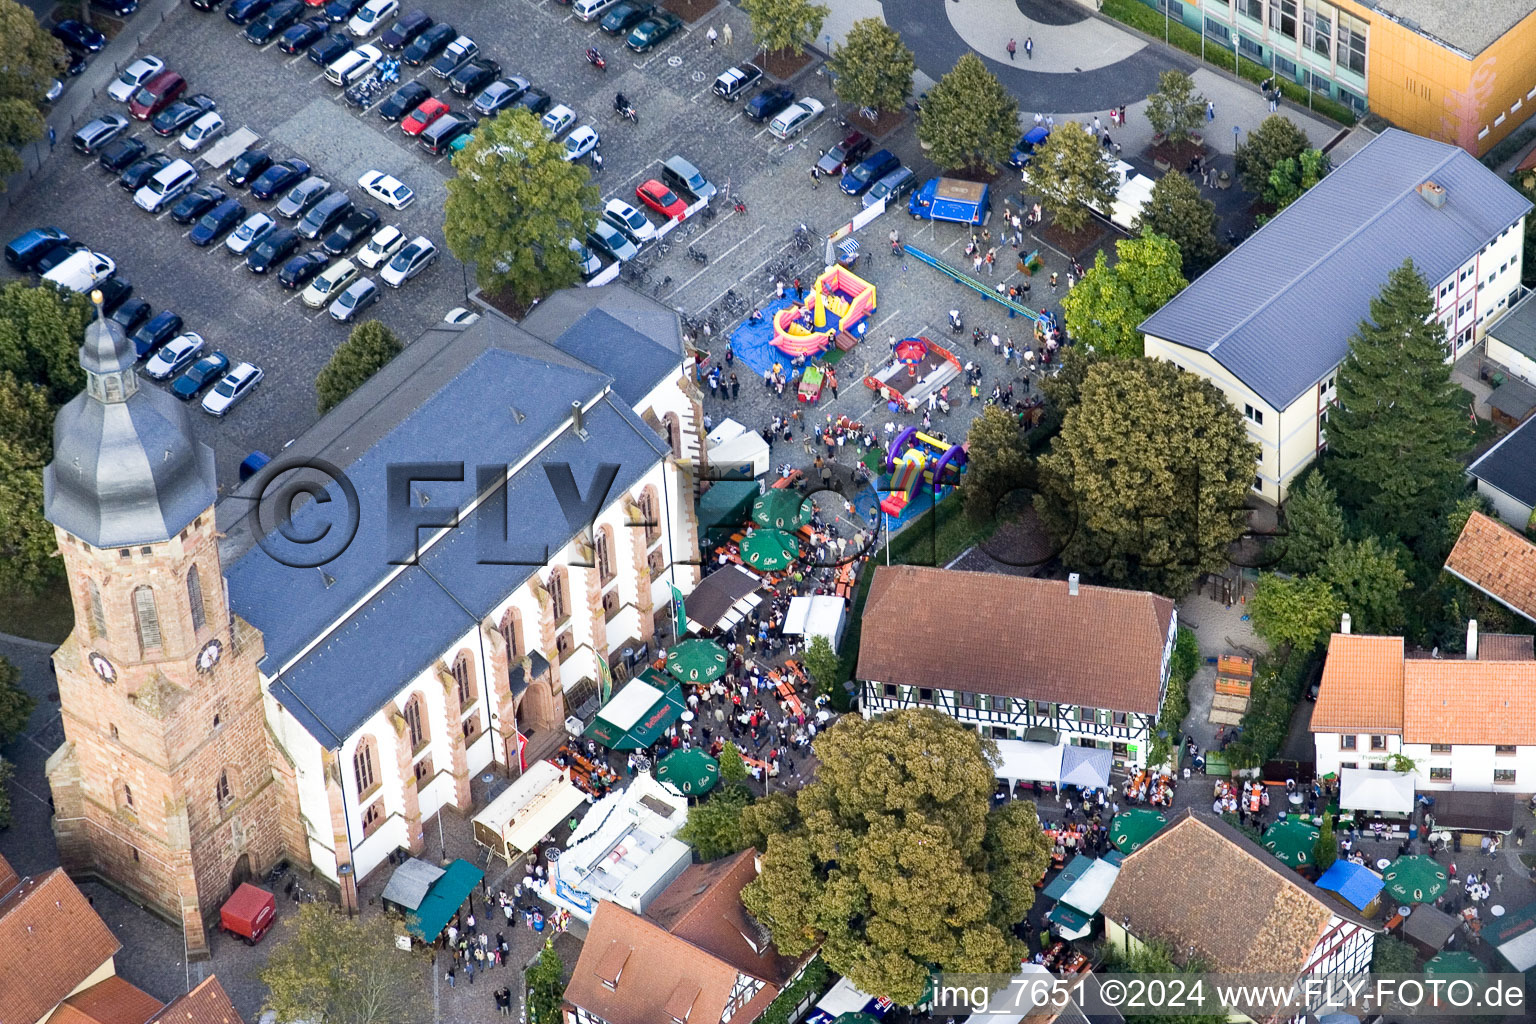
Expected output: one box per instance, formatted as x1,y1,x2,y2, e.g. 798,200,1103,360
41,286,705,956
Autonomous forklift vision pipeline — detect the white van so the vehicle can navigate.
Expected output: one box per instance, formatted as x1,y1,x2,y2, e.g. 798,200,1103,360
134,159,198,213
572,0,620,22
42,250,116,292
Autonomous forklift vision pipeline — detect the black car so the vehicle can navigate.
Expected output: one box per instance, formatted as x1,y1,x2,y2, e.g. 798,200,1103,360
744,84,795,122
471,76,527,116
419,113,472,155
245,0,304,44
110,297,151,334
189,198,245,245
247,228,301,273
599,1,652,35
63,50,89,76
151,94,216,137
170,351,230,400
52,19,105,53
250,158,311,200
226,149,272,188
448,58,498,97
96,276,132,314
278,16,328,53
322,207,379,254
118,152,172,190
171,184,227,224
377,81,429,121
97,136,148,172
379,9,431,50
130,311,182,358
225,0,275,25
322,0,366,22
513,86,551,116
277,250,329,289
402,22,453,65
33,241,87,276
307,30,352,66
91,0,139,14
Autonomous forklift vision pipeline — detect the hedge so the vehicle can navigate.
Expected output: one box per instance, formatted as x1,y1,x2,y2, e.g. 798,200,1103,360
1225,651,1317,769
1147,627,1199,768
760,957,831,1024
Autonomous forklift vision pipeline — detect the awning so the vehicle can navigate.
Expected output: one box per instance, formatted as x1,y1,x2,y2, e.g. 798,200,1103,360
407,858,484,940
506,783,588,856
1046,902,1092,939
1427,789,1516,833
582,669,686,750
1057,858,1120,917
784,595,847,650
992,739,1063,784
1314,859,1385,911
685,564,765,633
380,857,443,912
1491,898,1536,971
1041,854,1094,901
1058,746,1112,789
1338,767,1414,814
697,480,759,535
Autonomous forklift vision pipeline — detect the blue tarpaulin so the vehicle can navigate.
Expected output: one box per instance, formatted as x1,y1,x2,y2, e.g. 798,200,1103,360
727,297,800,379
1315,859,1385,911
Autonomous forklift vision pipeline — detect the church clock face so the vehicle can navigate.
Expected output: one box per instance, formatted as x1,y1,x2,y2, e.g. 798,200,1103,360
197,639,223,673
88,652,116,684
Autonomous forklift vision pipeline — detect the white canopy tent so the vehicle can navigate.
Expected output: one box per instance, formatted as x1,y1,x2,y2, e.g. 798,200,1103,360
1338,767,1415,814
706,418,770,479
1060,858,1120,917
993,739,1063,787
784,595,848,652
471,761,588,863
1498,927,1536,972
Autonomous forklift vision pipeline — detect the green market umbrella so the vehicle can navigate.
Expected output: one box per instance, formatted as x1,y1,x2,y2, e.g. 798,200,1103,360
740,528,799,572
1110,808,1166,853
1262,817,1321,868
1424,951,1484,975
656,748,720,796
1382,854,1448,904
666,638,729,683
752,489,812,531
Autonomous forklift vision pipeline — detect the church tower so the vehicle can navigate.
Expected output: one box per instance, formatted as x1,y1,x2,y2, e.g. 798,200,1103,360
43,296,306,958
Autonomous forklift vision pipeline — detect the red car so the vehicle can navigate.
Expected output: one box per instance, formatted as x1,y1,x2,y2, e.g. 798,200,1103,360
400,97,449,136
128,70,186,121
635,179,686,221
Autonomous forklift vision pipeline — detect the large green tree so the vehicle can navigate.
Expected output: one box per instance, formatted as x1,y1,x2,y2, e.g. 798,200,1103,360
801,635,842,699
1060,232,1186,359
1144,70,1206,145
742,711,1050,1004
741,0,827,57
0,439,58,594
316,321,402,414
827,19,913,117
1323,260,1473,542
1249,574,1342,658
446,108,598,307
0,1,64,184
260,904,430,1024
679,784,751,860
915,54,1016,174
962,404,1033,522
738,791,799,852
1024,122,1118,233
1235,115,1308,195
1277,471,1346,575
1036,359,1259,596
1135,171,1220,278
1320,536,1411,635
1264,148,1329,212
0,282,93,405
526,938,565,1024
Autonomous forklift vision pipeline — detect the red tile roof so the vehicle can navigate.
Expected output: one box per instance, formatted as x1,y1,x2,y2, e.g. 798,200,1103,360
645,850,796,986
0,869,121,1024
856,567,1176,713
144,978,242,1024
51,977,164,1024
1309,634,1405,734
1443,512,1536,624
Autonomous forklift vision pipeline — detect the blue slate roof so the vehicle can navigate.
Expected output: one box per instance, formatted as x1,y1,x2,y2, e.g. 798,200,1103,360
1315,859,1385,911
1468,413,1536,506
1140,129,1532,409
548,308,682,406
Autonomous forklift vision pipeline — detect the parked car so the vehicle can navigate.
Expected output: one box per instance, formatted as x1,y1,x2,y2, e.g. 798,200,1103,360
62,50,88,77
72,113,129,153
603,198,655,243
471,76,527,116
245,0,305,43
599,1,651,35
189,0,226,9
540,103,575,138
348,0,396,36
118,152,173,191
203,362,263,416
108,56,166,102
840,148,899,196
301,257,359,306
444,306,479,324
92,0,140,15
178,111,225,151
275,176,331,218
712,63,761,101
660,154,714,201
4,227,69,271
356,223,403,268
328,277,379,320
625,11,682,52
151,95,217,137
322,207,380,254
449,57,499,97
768,97,824,140
277,249,330,288
226,149,273,188
418,114,471,155
170,350,230,399
250,158,310,199
862,165,916,209
399,96,448,135
144,331,204,380
128,70,186,120
1008,125,1050,170
134,158,199,213
569,238,601,278
52,19,104,53
428,35,475,77
225,211,276,255
190,198,246,245
357,170,414,209
321,0,366,21
97,136,148,172
744,84,794,123
448,126,475,152
586,219,637,262
46,78,64,102
246,227,301,272
562,125,598,162
298,192,353,239
379,8,430,49
278,16,330,52
130,310,182,358
380,235,435,286
635,179,686,221
512,87,551,116
377,80,429,120
815,130,870,177
95,275,133,314
32,241,88,277
325,45,382,86
307,30,351,66
225,0,276,25
401,21,453,64
110,296,152,334
170,184,227,224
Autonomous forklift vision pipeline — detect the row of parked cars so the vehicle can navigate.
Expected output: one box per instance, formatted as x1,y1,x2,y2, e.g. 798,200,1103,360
5,228,263,415
571,0,683,53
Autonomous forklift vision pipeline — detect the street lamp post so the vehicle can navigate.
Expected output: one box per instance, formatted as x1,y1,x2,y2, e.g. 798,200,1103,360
1233,124,1241,154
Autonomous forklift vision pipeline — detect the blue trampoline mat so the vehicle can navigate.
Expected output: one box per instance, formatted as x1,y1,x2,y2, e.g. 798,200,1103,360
730,297,799,379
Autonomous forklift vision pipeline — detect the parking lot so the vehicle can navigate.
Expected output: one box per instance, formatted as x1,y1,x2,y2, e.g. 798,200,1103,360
3,0,1082,487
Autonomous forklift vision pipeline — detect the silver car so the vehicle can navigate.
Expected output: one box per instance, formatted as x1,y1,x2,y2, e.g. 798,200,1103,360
380,235,436,287
329,277,380,320
275,176,332,219
225,212,277,256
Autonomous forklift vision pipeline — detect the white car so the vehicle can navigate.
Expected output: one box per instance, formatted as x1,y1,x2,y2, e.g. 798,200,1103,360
444,306,480,325
329,277,380,321
348,0,397,37
356,224,404,268
380,235,436,287
768,97,825,140
301,258,360,308
562,125,599,162
325,45,383,87
144,332,205,380
603,199,656,243
42,250,115,293
202,362,263,416
569,238,601,278
226,212,277,256
358,171,415,210
540,104,576,139
178,111,225,152
107,56,165,103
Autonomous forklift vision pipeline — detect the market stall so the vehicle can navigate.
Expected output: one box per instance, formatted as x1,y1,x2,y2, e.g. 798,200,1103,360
684,564,764,634
380,857,443,918
1042,854,1120,940
472,761,589,864
581,669,687,750
1338,767,1415,816
406,858,484,942
783,595,848,652
705,420,770,480
992,739,1064,789
1315,859,1385,915
1058,746,1112,790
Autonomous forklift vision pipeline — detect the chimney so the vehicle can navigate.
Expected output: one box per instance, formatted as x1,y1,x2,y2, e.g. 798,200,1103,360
1416,181,1447,209
1068,572,1080,596
571,400,586,438
1341,612,1352,635
1468,619,1479,660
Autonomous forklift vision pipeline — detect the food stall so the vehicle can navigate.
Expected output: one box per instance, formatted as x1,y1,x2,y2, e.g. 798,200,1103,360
472,760,589,865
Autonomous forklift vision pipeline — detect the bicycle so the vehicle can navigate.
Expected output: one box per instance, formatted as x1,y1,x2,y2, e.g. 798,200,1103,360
652,274,672,297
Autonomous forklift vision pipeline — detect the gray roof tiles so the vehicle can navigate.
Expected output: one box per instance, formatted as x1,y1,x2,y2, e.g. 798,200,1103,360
1469,414,1536,506
1489,290,1536,362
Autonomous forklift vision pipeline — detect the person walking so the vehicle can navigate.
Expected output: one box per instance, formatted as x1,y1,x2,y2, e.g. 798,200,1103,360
706,25,717,45
446,966,456,988
1206,99,1215,122
1007,38,1017,60
1024,36,1033,58
723,23,732,46
828,368,838,399
47,125,55,149
729,372,740,399
808,165,819,189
